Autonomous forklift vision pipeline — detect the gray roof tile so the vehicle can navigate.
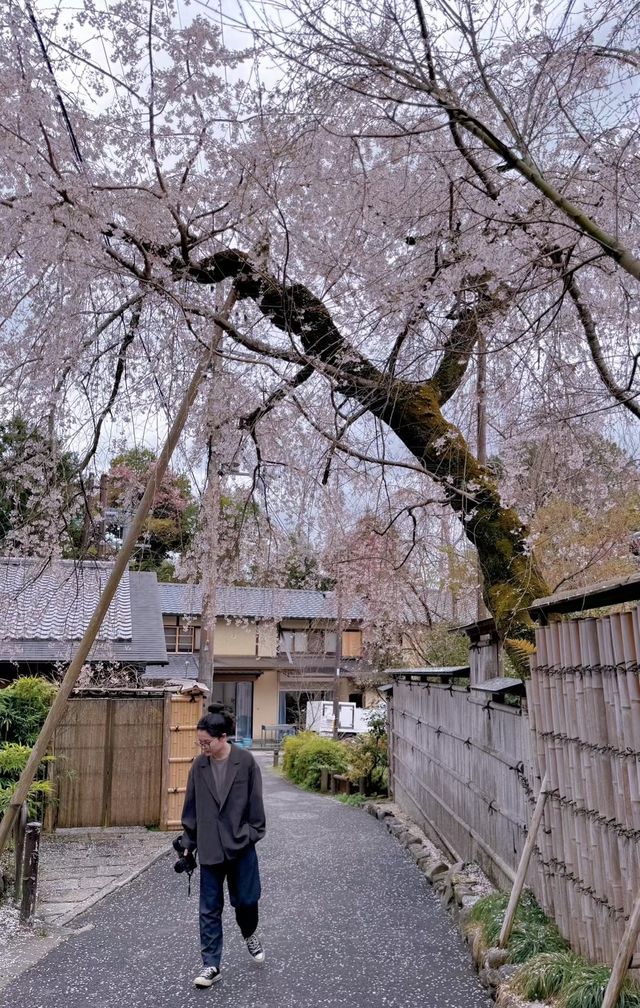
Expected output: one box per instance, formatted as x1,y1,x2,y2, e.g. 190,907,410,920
0,559,167,665
0,557,131,640
158,583,364,620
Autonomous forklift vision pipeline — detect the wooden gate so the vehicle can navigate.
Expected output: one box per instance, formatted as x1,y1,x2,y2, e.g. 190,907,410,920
51,695,164,828
49,687,206,830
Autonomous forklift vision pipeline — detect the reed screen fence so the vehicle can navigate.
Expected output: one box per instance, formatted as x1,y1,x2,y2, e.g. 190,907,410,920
391,610,640,968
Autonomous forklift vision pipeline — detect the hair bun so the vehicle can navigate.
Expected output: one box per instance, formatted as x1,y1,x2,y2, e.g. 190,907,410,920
207,702,226,715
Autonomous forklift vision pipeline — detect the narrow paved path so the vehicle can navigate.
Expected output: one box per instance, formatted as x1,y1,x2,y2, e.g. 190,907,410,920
0,759,490,1008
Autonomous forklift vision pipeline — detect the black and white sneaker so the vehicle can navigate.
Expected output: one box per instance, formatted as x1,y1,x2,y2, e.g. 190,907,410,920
245,933,265,964
194,965,222,988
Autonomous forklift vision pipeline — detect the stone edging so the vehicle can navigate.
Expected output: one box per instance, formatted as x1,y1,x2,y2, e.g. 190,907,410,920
365,801,543,1008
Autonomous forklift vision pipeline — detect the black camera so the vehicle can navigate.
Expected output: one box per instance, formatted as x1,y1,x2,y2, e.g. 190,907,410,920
172,837,196,874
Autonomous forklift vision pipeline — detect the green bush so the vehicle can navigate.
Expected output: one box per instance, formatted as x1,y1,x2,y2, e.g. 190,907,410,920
0,676,56,745
345,710,388,794
281,732,310,778
0,678,57,823
282,732,349,790
0,778,55,820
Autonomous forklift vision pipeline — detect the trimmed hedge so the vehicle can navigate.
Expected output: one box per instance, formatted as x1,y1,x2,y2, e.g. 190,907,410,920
281,732,349,790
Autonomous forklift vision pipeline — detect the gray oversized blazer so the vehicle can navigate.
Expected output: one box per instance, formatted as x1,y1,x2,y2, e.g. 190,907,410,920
179,744,266,865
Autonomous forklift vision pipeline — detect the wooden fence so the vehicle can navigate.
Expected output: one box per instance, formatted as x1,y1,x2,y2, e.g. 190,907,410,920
390,681,531,889
48,689,204,830
529,611,640,965
390,608,640,967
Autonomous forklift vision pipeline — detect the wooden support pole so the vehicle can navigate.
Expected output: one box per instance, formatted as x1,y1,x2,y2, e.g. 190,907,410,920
601,894,640,1008
0,342,216,856
499,773,549,949
19,822,41,925
13,801,28,903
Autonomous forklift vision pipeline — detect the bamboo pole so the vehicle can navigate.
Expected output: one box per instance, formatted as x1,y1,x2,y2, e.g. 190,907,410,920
499,773,549,949
601,887,640,1008
0,342,216,856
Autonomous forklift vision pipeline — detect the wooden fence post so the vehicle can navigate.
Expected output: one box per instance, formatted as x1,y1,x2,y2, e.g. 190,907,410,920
19,822,41,925
13,801,28,903
499,773,549,949
601,895,640,1008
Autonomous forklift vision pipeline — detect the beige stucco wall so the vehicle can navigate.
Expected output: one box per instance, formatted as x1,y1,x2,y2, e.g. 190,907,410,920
214,619,257,656
257,622,278,657
253,668,279,734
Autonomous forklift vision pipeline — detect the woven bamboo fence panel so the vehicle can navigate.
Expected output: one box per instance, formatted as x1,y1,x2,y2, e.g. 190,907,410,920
390,681,532,889
529,611,640,965
51,696,164,828
160,692,205,830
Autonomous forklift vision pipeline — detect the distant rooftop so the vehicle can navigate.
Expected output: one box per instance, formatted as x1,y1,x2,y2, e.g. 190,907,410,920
0,557,130,640
0,557,167,665
158,583,364,620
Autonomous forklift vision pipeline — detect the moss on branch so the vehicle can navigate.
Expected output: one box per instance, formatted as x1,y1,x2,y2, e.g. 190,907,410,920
182,249,550,638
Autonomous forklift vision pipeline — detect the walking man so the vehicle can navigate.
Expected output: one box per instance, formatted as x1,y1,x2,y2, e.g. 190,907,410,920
176,703,266,987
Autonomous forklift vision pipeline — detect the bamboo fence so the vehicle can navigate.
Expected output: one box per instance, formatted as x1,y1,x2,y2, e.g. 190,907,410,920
390,681,531,889
391,607,640,966
529,611,640,965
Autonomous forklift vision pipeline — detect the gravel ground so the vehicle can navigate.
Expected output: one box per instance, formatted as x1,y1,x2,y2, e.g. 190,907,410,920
0,760,491,1008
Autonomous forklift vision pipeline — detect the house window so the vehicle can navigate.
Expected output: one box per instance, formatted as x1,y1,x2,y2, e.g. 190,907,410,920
163,616,200,653
278,689,333,731
279,630,308,654
342,630,362,657
324,631,337,655
280,629,338,655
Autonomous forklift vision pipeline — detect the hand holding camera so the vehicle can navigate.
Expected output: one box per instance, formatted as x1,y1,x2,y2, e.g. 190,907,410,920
172,836,197,874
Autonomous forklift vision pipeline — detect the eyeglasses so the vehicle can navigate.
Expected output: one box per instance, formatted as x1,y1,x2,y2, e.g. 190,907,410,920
195,736,225,749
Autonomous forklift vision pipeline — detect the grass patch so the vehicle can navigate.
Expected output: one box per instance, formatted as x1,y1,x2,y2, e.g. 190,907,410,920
467,890,640,1008
510,953,640,1008
466,890,568,964
334,793,370,806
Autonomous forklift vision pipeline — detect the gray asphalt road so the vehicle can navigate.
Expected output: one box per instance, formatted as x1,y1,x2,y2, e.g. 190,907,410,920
0,763,491,1008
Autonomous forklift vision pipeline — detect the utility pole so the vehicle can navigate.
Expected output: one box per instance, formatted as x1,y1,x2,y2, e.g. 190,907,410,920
197,291,236,694
476,330,488,621
333,581,343,740
198,447,219,694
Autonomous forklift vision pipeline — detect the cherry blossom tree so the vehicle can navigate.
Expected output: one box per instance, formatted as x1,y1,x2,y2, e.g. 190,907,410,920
1,0,639,649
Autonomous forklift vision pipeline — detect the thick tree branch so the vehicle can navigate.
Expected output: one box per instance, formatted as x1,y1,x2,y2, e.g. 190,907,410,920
559,263,640,421
181,248,548,636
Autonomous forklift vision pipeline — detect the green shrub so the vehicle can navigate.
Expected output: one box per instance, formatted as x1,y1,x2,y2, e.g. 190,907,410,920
282,732,349,790
281,732,310,778
345,711,388,794
0,676,56,745
466,890,568,963
0,778,55,819
0,678,57,823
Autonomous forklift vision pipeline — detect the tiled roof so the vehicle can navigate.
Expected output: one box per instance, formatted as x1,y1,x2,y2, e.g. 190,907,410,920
0,558,167,665
158,583,364,620
0,558,131,640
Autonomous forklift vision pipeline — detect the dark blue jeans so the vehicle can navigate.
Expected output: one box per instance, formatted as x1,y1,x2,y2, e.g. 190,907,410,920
200,844,261,967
